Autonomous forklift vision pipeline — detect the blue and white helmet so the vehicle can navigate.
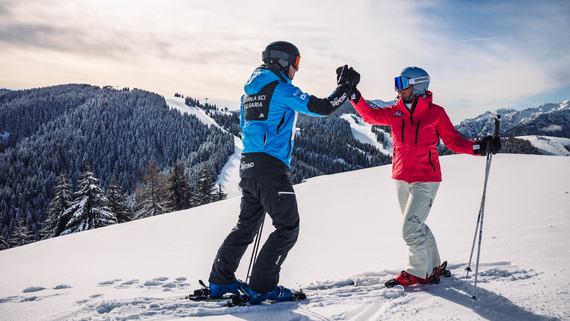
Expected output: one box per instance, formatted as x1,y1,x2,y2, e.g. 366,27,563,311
397,66,430,96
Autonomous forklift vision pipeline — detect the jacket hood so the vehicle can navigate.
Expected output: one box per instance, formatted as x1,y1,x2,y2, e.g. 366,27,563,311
244,66,289,95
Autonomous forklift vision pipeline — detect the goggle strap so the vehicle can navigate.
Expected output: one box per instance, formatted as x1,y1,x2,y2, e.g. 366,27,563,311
263,50,300,69
408,76,430,85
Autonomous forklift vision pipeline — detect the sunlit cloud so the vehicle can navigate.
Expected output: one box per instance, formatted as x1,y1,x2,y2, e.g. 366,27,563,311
0,0,568,121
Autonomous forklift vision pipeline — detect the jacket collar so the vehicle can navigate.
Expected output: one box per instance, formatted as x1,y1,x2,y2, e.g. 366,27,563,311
396,91,433,115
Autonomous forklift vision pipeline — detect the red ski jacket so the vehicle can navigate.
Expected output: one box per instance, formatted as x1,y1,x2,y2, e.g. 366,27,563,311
350,91,478,183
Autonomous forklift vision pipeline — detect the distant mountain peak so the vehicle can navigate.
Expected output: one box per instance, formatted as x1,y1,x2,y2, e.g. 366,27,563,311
456,99,570,139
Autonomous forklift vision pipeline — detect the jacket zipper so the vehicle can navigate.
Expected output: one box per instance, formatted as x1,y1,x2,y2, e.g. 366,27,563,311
428,151,436,172
415,120,421,144
276,113,286,134
401,119,405,143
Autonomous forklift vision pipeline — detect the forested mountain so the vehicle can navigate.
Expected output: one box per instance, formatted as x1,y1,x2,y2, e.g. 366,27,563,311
1,83,566,250
0,85,233,246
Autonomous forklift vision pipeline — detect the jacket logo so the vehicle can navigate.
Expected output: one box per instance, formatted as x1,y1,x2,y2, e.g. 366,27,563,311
330,92,347,107
393,111,403,117
243,94,267,109
240,161,255,170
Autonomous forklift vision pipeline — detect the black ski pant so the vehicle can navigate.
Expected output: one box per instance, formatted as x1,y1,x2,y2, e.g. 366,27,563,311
209,174,299,293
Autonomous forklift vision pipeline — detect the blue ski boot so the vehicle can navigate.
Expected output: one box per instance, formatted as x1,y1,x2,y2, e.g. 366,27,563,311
208,280,245,298
243,285,297,305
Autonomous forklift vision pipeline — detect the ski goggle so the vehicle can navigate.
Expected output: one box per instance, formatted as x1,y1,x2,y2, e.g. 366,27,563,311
262,50,301,71
292,55,301,71
394,75,430,91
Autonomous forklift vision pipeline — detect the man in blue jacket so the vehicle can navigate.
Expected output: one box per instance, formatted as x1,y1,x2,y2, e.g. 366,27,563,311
208,41,360,304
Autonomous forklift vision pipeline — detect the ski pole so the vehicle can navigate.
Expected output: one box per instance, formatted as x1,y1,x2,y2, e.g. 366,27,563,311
470,114,500,301
466,116,501,277
465,200,483,278
246,214,265,283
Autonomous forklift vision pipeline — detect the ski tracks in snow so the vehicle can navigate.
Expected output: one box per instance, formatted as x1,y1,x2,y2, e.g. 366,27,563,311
1,263,554,321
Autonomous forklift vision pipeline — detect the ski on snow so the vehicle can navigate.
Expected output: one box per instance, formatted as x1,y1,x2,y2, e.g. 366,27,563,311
186,280,306,307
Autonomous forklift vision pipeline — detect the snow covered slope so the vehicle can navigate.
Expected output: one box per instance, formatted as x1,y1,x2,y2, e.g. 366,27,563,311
165,97,221,129
1,155,569,320
517,135,570,156
214,136,243,198
340,114,392,156
338,99,395,156
164,97,242,197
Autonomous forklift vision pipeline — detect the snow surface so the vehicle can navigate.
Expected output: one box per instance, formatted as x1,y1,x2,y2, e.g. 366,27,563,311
164,97,242,197
517,135,570,156
1,155,569,320
214,135,243,199
340,114,392,156
164,97,221,130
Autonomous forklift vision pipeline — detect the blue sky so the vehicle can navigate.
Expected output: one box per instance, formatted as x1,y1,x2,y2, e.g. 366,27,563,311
0,0,568,121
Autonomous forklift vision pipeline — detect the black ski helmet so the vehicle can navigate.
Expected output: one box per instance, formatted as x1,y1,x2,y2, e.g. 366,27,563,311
262,41,301,75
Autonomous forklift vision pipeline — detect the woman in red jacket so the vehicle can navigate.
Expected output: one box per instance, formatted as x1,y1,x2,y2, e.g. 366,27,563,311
345,66,500,287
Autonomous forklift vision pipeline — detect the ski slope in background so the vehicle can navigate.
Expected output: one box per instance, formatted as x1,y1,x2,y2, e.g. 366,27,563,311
165,97,242,198
340,113,392,156
1,154,569,320
517,135,570,156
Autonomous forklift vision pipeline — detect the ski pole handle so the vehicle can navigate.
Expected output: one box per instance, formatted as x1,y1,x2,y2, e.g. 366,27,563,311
493,115,501,137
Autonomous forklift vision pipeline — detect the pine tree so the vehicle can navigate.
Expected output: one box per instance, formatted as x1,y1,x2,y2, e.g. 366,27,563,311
41,172,73,239
167,162,191,211
107,181,132,223
213,184,227,202
135,159,169,218
194,166,216,206
61,166,117,235
0,234,8,250
8,216,33,247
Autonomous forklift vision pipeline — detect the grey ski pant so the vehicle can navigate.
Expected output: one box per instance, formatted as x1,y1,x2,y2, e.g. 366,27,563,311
396,180,441,279
209,175,299,293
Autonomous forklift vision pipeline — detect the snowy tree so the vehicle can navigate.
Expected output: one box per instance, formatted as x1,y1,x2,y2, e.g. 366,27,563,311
0,86,233,238
167,162,191,211
41,172,73,239
0,234,8,250
213,184,227,202
193,166,216,206
8,216,33,247
135,159,170,219
107,181,132,223
60,166,117,235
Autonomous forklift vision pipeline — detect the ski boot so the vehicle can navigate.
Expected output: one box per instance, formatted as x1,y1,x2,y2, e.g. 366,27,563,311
242,284,306,305
428,261,450,284
188,279,245,301
385,271,429,288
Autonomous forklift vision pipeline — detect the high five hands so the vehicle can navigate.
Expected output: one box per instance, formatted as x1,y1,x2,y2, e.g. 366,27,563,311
336,65,361,102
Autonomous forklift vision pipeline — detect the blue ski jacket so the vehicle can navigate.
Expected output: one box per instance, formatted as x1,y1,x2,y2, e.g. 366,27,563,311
239,66,350,177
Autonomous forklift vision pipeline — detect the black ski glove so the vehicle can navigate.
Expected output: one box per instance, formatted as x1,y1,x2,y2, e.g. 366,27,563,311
350,88,362,103
475,135,501,156
336,65,360,90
